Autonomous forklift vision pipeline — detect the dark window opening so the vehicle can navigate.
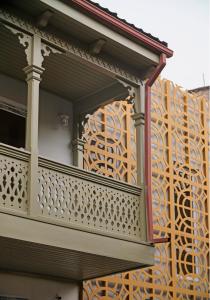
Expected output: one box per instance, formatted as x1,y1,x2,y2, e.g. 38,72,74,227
0,109,25,148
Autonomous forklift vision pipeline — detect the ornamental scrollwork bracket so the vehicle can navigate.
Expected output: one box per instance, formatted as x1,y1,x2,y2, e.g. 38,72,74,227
73,112,88,142
116,78,136,105
41,43,63,66
74,104,103,139
78,112,93,139
77,79,139,136
3,24,32,65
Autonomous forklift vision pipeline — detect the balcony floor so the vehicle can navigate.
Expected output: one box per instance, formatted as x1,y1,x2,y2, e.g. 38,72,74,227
0,213,154,281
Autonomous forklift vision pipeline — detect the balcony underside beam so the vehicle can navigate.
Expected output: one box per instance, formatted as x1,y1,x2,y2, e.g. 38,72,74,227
0,213,154,281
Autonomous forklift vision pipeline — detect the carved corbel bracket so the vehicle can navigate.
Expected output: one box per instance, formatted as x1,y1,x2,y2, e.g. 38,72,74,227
116,78,136,105
79,104,106,138
41,43,63,66
130,81,146,115
2,23,63,68
78,79,139,132
3,24,32,65
74,105,101,138
116,79,146,126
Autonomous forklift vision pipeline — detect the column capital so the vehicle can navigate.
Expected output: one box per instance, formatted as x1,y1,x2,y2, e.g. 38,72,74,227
72,138,85,152
23,65,45,82
72,138,85,168
132,112,145,126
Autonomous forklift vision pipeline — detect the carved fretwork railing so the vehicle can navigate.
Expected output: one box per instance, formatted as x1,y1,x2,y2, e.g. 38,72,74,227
0,143,146,243
37,157,145,242
0,144,29,215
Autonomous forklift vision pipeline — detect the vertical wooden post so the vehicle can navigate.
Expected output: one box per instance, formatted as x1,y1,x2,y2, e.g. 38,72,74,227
132,83,147,241
23,34,44,215
132,84,145,186
72,138,85,168
72,115,85,168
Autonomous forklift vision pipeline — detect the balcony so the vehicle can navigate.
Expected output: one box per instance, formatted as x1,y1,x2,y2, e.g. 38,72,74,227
0,143,154,280
0,2,160,281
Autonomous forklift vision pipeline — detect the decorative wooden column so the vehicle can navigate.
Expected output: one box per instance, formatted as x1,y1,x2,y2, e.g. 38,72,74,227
132,83,147,241
132,83,145,186
116,78,145,186
72,139,85,168
72,115,85,168
23,35,44,215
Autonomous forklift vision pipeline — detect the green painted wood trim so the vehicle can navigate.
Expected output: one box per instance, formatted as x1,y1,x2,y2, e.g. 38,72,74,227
0,212,154,265
0,143,30,161
39,156,143,195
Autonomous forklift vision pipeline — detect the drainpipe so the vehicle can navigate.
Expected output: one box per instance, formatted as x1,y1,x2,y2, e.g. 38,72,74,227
145,53,169,244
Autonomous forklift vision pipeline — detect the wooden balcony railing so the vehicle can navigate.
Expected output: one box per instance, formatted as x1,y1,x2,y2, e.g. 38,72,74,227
0,143,146,243
0,143,29,215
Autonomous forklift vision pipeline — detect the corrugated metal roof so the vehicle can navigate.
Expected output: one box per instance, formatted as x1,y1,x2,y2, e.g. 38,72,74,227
87,0,168,46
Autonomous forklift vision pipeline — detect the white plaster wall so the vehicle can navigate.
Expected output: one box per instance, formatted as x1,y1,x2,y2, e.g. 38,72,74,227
0,73,73,165
0,73,27,105
39,89,73,165
0,273,79,300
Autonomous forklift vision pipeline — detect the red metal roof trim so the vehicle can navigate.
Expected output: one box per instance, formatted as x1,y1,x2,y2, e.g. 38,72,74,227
87,0,167,46
71,0,173,58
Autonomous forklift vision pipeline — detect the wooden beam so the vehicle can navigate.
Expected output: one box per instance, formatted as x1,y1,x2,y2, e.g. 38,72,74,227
36,10,54,28
89,38,106,55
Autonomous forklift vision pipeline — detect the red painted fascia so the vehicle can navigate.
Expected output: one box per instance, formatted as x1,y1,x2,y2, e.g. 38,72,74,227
70,0,173,58
145,53,169,244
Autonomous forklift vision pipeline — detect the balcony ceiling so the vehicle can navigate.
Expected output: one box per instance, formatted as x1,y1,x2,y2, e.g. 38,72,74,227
0,25,27,82
3,0,160,73
0,211,154,281
0,236,145,281
42,53,115,101
0,24,122,102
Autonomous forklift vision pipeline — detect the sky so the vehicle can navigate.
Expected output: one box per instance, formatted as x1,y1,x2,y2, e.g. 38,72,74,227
96,0,210,90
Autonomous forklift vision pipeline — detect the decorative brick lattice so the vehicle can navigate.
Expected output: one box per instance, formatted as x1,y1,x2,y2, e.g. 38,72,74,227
83,79,209,299
38,165,143,241
0,153,28,213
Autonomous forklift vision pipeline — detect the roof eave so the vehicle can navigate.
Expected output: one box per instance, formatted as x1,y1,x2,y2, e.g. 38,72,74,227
70,0,173,58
